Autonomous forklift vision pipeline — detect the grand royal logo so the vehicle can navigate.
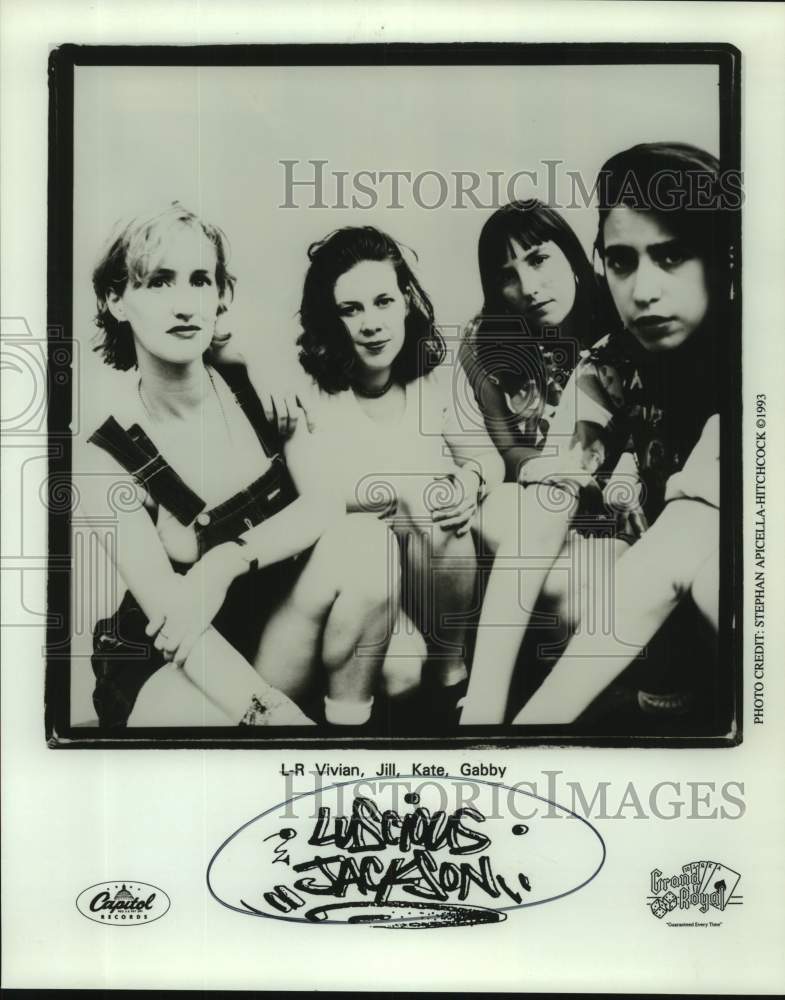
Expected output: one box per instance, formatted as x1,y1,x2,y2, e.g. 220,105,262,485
76,882,170,925
647,861,742,920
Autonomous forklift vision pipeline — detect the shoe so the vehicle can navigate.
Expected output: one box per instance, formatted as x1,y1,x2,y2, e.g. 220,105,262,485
637,689,694,716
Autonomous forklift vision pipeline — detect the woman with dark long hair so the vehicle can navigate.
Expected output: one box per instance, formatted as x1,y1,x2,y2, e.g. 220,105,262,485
512,142,725,724
458,200,619,725
459,199,599,482
462,145,725,727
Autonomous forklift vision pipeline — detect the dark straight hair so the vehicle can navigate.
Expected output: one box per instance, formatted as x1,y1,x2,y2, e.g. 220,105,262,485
477,199,598,345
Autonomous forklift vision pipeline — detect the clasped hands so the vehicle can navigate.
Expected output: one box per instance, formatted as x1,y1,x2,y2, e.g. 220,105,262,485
426,466,484,537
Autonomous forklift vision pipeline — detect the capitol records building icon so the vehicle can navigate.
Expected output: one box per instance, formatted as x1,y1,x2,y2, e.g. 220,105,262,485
76,881,170,924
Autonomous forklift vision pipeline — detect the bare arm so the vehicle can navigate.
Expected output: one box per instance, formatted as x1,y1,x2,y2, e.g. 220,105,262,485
156,416,345,665
455,340,511,487
212,334,318,436
75,440,182,625
225,414,345,570
426,361,505,535
76,439,315,724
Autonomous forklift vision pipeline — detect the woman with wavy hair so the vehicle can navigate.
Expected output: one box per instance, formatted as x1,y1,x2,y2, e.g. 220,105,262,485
77,203,397,730
295,225,504,729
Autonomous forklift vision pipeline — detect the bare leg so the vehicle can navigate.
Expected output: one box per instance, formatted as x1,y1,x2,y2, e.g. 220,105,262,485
512,500,719,724
402,521,476,686
380,609,427,698
691,550,719,630
130,662,234,726
460,483,577,724
254,514,400,714
130,625,314,726
386,477,478,694
537,533,632,656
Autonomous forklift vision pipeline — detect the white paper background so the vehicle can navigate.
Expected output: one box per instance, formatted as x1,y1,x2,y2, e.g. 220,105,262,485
2,0,784,992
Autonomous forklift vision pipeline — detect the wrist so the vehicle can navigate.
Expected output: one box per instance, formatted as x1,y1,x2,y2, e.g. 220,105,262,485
458,465,484,501
205,542,248,583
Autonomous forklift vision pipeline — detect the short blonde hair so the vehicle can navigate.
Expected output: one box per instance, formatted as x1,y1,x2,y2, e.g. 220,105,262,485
92,202,235,370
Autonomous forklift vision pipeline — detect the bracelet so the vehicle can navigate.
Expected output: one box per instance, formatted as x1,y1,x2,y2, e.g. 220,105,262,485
231,537,259,574
238,694,267,726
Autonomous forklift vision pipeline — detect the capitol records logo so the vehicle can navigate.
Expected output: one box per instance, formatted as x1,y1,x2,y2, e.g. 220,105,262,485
76,882,170,925
648,861,742,920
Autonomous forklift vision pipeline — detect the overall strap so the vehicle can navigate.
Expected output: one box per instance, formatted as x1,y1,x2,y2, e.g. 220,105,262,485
88,416,206,526
214,361,283,458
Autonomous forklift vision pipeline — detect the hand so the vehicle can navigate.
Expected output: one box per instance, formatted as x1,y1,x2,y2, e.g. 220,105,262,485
211,333,316,437
145,544,245,667
428,467,482,537
257,373,317,437
519,443,599,495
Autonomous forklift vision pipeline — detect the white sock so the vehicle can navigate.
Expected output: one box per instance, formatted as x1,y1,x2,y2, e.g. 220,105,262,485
324,695,374,725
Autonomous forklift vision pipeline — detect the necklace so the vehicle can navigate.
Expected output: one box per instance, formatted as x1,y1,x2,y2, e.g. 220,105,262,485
137,367,233,442
137,378,155,420
206,367,233,442
353,376,395,399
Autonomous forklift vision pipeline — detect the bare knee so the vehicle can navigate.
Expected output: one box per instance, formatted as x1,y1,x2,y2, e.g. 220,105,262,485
287,515,398,626
326,514,400,606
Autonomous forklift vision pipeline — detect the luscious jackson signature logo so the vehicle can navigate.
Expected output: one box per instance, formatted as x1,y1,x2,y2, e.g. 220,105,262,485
76,882,170,925
207,776,606,929
647,861,742,922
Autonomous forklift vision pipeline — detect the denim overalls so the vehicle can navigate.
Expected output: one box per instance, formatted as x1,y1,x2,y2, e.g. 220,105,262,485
88,363,300,728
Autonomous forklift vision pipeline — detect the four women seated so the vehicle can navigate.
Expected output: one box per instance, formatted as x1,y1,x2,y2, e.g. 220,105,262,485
78,140,725,733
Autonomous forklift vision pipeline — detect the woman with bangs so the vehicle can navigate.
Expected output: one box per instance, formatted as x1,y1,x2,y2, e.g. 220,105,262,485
459,199,600,482
295,226,504,730
511,142,724,727
462,143,725,729
458,200,625,726
78,202,396,730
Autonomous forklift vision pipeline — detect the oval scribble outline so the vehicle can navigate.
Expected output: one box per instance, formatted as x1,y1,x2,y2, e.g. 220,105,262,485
75,880,171,926
206,775,606,927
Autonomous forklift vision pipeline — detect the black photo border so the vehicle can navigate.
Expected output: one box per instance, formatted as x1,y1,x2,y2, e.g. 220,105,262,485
45,41,742,750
